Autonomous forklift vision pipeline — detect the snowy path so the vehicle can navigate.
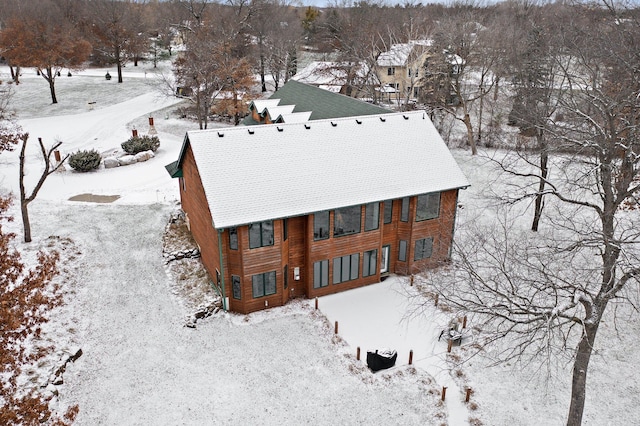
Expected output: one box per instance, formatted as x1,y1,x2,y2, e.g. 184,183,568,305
318,277,471,425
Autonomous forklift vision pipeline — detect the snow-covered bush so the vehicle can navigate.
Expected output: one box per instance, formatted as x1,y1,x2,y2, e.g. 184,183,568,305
68,149,101,172
121,135,160,155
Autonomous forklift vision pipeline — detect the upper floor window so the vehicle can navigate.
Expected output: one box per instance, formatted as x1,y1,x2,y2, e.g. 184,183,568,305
364,202,380,231
400,197,410,222
314,211,330,241
414,237,433,261
249,220,274,249
334,205,361,237
229,227,238,250
387,67,395,76
383,200,393,224
283,218,288,241
416,193,440,221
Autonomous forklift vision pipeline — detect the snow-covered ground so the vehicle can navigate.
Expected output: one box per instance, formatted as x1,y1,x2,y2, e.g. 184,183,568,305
0,62,638,425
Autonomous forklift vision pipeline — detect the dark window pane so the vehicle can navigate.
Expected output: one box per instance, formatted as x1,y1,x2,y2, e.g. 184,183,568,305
249,223,261,248
416,193,441,221
262,220,274,246
284,265,288,289
383,200,393,224
401,197,410,222
252,274,264,298
232,275,241,300
321,260,328,286
399,240,407,261
350,253,359,280
341,255,350,281
314,260,328,288
314,211,329,241
229,227,238,250
334,205,361,236
414,238,434,260
283,219,288,241
363,249,377,277
265,271,276,295
365,203,380,231
333,257,341,284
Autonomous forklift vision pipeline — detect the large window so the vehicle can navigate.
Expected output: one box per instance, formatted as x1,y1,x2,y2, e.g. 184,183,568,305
313,260,329,288
249,220,274,249
252,271,276,298
334,206,361,237
229,227,238,250
416,193,440,221
232,275,241,300
333,253,359,284
363,249,378,277
364,202,380,231
399,240,408,261
314,211,329,241
400,197,410,222
414,238,434,260
383,200,393,224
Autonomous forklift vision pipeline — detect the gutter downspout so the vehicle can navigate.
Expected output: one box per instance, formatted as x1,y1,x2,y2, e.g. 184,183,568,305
217,228,227,311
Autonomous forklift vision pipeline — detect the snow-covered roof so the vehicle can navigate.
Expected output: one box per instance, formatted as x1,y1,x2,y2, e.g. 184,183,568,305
277,112,312,123
292,61,371,86
264,105,295,121
250,99,282,114
377,40,433,67
181,111,469,228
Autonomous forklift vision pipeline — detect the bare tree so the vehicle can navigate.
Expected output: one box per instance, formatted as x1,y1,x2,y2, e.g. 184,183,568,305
18,134,68,243
0,16,91,104
423,3,640,425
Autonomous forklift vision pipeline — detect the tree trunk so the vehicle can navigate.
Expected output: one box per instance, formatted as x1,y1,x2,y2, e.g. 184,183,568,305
567,320,601,426
21,201,32,243
260,52,267,93
44,67,58,104
532,131,548,232
463,112,477,155
116,44,124,83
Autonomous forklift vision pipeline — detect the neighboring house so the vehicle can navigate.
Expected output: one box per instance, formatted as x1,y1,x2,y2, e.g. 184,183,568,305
166,110,469,314
243,80,390,126
376,40,433,100
292,61,372,96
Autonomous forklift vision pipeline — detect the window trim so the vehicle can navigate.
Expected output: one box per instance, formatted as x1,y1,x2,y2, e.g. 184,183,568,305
414,237,434,261
334,205,362,237
415,192,441,222
363,249,378,277
232,274,241,300
364,202,380,232
333,253,360,284
313,259,329,288
313,211,330,241
248,220,274,249
400,197,410,222
383,200,393,224
399,240,408,262
229,227,238,250
252,271,277,298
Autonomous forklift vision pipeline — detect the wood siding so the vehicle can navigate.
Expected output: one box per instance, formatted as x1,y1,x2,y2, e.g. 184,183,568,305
180,152,460,314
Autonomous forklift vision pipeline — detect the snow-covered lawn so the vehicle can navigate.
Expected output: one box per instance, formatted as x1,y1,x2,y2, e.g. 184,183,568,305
0,62,638,425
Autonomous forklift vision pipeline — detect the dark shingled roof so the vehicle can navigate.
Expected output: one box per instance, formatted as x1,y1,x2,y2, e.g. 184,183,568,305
243,80,391,125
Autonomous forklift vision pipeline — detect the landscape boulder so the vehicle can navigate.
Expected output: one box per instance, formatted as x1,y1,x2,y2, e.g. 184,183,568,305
134,150,155,162
103,157,119,169
118,155,137,166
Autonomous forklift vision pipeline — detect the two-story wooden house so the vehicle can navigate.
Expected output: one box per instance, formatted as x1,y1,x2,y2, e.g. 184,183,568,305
167,110,468,314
